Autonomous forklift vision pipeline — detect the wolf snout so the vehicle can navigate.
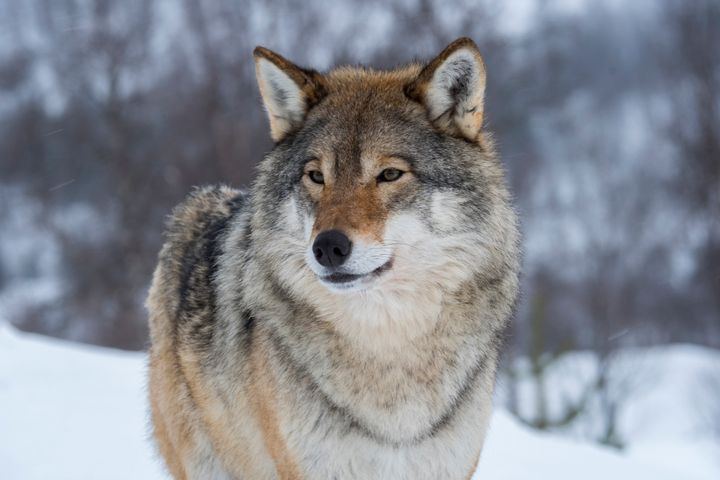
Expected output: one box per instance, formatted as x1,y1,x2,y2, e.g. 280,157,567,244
313,230,352,267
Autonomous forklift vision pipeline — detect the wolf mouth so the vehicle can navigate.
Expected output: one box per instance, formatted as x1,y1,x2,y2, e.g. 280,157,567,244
320,259,393,285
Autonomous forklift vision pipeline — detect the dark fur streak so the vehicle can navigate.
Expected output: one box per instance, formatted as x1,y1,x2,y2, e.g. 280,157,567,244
268,78,288,108
425,352,488,437
240,309,256,353
175,196,238,353
448,59,472,102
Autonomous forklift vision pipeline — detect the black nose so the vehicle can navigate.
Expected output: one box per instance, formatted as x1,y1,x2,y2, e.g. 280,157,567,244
313,230,352,268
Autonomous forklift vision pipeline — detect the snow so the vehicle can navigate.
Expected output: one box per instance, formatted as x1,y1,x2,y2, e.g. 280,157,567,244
480,414,718,480
498,345,720,446
1,322,718,480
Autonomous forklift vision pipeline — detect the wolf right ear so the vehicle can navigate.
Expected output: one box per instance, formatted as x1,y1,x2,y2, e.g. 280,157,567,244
405,38,487,142
254,47,327,142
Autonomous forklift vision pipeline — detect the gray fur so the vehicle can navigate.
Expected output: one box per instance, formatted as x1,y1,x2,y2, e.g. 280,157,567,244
148,38,520,480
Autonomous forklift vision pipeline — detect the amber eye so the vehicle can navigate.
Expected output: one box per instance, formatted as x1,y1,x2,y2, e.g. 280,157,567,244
307,170,324,184
378,168,404,182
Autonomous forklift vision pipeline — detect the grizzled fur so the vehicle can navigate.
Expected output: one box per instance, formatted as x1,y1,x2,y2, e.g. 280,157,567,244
148,38,520,480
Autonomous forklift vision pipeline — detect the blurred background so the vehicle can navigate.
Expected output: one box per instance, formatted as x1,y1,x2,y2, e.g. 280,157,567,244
0,0,718,456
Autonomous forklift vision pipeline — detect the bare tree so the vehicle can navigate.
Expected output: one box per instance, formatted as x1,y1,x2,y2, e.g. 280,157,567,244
662,0,720,341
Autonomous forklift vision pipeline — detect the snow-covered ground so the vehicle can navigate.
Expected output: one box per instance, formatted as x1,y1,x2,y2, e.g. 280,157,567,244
1,322,718,480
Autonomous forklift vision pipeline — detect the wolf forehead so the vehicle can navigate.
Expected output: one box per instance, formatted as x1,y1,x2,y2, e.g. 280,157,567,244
266,69,485,184
318,65,425,113
284,67,439,156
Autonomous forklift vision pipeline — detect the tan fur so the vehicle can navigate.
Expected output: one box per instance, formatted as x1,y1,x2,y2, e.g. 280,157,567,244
313,180,388,242
466,450,482,480
250,342,302,480
148,352,188,480
148,38,520,480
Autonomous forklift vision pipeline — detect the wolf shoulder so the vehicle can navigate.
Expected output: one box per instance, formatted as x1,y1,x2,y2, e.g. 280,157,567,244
148,185,248,339
161,185,247,259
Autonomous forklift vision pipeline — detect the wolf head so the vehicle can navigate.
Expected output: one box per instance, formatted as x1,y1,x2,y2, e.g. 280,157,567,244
248,38,519,341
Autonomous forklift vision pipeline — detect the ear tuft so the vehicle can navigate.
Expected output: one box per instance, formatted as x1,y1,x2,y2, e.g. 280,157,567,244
254,47,326,142
406,37,487,142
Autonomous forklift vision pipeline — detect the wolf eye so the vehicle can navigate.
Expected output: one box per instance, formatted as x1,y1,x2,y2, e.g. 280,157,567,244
307,170,324,184
378,168,404,182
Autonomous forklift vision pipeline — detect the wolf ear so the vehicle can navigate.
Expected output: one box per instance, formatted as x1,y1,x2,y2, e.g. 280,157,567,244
254,47,327,142
405,38,487,142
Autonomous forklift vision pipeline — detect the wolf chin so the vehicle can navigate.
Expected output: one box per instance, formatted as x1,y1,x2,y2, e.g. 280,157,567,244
147,37,520,480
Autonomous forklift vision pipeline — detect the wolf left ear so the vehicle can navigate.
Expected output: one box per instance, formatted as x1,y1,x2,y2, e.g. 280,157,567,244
405,37,487,142
254,47,327,142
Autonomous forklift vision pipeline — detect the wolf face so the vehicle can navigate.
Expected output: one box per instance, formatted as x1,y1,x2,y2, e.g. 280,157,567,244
250,38,518,341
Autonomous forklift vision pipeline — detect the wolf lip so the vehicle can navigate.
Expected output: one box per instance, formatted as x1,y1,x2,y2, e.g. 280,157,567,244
323,272,363,284
320,260,393,285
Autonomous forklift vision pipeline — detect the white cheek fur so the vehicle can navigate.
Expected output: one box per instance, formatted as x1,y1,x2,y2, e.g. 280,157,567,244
430,191,466,234
281,197,302,233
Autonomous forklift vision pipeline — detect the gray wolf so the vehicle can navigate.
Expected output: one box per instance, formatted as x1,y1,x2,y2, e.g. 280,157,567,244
147,37,520,479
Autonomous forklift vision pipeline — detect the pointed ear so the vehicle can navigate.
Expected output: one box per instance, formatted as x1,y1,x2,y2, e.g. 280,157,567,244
253,47,327,142
405,38,487,142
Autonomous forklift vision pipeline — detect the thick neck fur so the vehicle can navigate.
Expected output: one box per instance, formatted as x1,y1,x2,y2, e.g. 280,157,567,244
246,264,502,446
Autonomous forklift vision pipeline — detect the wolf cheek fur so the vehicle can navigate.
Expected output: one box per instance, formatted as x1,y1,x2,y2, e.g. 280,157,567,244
148,37,520,480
